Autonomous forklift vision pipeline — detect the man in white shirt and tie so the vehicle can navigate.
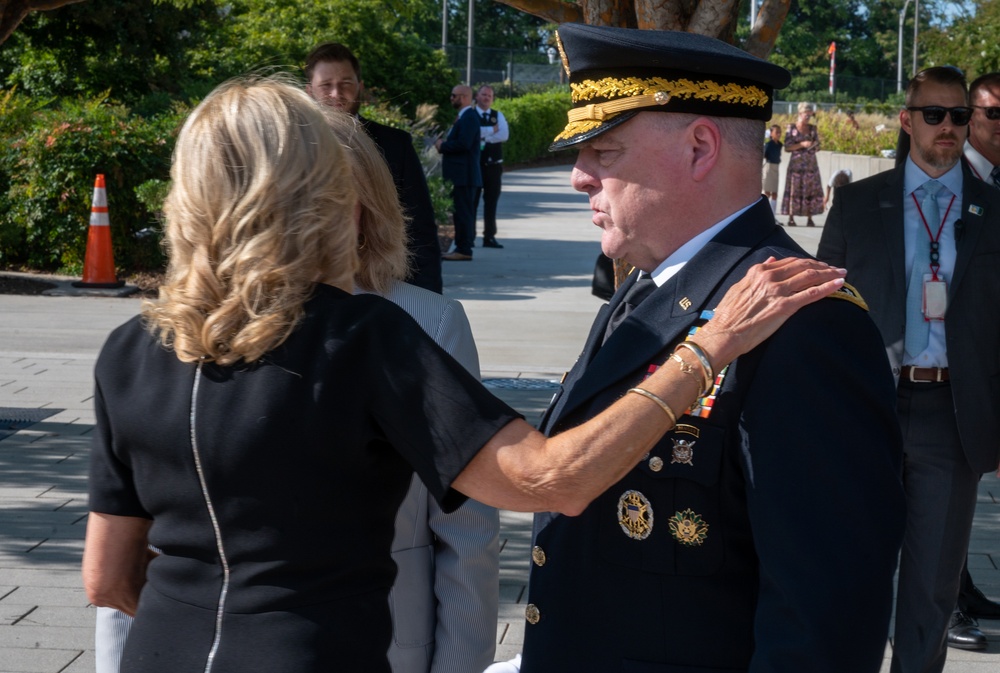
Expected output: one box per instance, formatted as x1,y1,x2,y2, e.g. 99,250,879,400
820,66,1000,673
473,85,509,249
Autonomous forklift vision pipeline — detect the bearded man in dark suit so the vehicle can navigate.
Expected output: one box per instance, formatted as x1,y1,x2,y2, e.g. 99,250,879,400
820,66,1000,673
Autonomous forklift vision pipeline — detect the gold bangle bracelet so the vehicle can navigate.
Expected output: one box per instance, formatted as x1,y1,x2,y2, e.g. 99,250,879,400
627,387,677,426
674,341,714,393
670,352,706,395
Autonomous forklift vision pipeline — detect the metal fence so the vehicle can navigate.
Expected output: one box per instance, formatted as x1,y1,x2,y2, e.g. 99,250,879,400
439,44,564,94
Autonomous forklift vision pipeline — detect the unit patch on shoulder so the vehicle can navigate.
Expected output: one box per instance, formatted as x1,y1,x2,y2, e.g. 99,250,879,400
826,281,869,311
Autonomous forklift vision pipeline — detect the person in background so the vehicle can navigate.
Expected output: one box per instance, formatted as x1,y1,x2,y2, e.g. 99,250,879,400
820,66,1000,672
328,110,500,673
948,68,1000,641
305,42,443,294
761,123,783,217
823,167,852,210
83,75,847,673
437,84,482,261
473,85,508,249
781,101,824,226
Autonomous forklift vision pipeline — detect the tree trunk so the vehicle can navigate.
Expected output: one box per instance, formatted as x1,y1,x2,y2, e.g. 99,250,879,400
494,0,787,57
0,0,85,45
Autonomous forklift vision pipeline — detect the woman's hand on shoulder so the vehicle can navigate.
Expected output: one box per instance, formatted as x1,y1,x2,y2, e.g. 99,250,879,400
693,257,846,370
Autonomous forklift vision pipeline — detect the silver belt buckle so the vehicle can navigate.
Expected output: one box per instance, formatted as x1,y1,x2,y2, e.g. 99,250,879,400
909,366,926,383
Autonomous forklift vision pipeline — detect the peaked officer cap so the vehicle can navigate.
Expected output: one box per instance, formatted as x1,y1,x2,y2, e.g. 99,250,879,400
550,23,791,150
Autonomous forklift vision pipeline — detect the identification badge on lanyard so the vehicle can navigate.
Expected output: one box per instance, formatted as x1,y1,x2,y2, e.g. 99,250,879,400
923,274,947,320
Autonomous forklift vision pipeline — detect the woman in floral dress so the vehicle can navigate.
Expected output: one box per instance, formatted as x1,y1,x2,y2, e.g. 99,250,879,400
781,102,824,226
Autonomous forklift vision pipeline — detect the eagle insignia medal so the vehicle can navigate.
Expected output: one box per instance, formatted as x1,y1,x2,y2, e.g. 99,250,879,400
669,508,709,546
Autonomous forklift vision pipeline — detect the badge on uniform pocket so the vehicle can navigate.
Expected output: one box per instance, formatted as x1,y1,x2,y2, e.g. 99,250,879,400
617,490,653,540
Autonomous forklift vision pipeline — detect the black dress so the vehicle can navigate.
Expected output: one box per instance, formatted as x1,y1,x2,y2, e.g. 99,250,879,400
88,284,519,673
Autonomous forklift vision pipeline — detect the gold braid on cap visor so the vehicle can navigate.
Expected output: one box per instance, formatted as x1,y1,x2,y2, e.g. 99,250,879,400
555,75,770,141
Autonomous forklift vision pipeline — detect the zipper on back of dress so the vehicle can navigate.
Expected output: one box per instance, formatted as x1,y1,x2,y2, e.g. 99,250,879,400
190,361,231,673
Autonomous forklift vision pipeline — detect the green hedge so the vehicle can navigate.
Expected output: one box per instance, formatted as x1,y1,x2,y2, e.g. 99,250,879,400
494,89,572,164
0,91,184,273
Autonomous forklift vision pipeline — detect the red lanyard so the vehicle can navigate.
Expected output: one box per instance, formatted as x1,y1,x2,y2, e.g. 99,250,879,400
910,191,955,281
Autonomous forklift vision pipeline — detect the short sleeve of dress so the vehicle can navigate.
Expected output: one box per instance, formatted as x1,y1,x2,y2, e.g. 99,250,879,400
362,302,521,512
88,353,151,519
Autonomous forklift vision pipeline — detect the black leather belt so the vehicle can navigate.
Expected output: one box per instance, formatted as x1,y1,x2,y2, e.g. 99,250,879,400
900,365,949,383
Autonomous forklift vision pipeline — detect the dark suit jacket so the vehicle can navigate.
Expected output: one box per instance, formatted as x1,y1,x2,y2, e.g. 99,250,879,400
521,200,906,673
438,108,482,188
819,162,1000,474
360,117,443,294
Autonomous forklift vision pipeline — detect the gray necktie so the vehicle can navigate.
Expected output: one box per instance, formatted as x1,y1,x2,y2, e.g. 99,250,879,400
603,274,656,343
904,180,942,357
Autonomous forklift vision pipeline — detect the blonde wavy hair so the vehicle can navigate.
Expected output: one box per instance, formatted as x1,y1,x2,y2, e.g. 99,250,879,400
142,76,359,365
322,110,411,293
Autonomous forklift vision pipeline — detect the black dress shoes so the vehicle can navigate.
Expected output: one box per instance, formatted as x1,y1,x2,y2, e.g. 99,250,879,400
482,238,504,248
961,583,1000,619
947,610,987,651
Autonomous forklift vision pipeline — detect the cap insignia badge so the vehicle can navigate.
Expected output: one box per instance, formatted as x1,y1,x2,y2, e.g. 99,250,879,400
617,489,653,540
671,438,695,466
668,508,709,546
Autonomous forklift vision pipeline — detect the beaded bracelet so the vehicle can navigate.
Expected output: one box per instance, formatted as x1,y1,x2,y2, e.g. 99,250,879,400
673,341,714,395
627,387,677,426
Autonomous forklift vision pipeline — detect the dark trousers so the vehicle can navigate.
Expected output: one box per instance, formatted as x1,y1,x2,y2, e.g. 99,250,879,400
890,381,980,673
451,185,477,256
474,162,503,240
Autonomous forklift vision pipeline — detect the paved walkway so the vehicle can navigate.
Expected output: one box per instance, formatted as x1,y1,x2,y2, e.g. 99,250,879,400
0,165,997,671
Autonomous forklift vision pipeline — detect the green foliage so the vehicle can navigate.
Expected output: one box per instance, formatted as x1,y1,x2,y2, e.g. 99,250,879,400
922,0,1000,79
194,0,457,119
426,176,454,226
0,92,184,272
494,88,572,164
0,0,220,110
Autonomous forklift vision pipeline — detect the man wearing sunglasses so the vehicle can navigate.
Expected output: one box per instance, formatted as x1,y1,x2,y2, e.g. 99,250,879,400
820,66,1000,673
966,72,1000,188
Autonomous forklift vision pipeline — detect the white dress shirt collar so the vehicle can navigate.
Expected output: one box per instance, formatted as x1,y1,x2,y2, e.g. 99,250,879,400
648,199,758,286
963,140,995,182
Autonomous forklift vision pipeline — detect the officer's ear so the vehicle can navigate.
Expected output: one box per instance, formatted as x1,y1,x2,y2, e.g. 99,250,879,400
687,118,722,183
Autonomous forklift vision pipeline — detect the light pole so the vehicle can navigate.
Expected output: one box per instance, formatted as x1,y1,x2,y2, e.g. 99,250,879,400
897,0,913,93
442,0,448,51
466,0,474,85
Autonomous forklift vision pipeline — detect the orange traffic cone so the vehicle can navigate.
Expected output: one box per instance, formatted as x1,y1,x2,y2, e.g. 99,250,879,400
72,174,123,288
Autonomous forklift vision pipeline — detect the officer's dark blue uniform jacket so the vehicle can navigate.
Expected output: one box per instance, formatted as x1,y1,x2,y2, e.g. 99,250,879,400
521,199,906,673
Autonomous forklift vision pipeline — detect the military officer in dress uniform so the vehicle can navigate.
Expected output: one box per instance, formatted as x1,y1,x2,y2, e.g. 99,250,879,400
519,24,907,673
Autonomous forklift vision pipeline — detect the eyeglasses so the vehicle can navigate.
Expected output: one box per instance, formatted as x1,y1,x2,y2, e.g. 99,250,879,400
973,106,1000,120
906,106,973,126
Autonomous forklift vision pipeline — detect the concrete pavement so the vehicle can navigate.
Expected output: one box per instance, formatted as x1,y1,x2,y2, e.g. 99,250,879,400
0,165,997,671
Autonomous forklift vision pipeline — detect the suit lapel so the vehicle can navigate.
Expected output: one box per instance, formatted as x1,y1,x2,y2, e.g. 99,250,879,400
549,200,777,428
952,164,988,299
878,169,907,305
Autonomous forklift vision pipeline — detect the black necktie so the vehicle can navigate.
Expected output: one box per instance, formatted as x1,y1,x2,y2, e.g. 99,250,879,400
603,274,656,343
482,111,490,123
991,165,1000,190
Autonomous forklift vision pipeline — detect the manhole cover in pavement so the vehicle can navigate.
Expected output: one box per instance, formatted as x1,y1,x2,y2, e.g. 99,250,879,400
482,378,560,390
0,407,59,441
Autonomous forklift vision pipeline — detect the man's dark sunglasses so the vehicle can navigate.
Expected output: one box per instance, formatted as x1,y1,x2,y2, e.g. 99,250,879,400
973,106,1000,120
907,106,973,126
